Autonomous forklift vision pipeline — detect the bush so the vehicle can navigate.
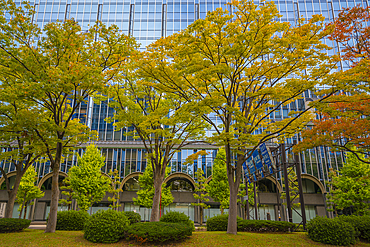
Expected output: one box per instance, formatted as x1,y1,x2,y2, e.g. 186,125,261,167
306,216,356,246
237,219,296,232
160,211,195,231
84,209,129,243
206,214,242,231
126,222,192,243
123,211,141,225
0,218,31,233
53,210,90,230
339,215,370,242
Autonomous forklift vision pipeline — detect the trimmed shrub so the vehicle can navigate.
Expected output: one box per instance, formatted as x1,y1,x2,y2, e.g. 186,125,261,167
0,218,31,233
306,216,356,246
160,211,195,231
84,209,129,243
237,219,296,232
339,215,370,242
54,210,90,230
206,214,242,231
126,222,192,243
123,211,141,225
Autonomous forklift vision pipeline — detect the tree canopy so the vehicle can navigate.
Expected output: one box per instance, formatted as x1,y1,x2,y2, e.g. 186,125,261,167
295,6,370,162
136,0,337,234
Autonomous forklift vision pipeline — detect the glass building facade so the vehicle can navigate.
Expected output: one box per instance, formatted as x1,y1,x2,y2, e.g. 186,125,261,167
1,0,369,221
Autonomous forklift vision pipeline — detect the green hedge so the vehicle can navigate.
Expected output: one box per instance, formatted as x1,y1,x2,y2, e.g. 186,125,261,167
160,211,195,231
306,216,356,246
126,222,192,243
123,211,141,225
84,209,129,243
206,214,242,231
339,215,370,242
237,219,296,232
54,210,90,230
0,218,31,233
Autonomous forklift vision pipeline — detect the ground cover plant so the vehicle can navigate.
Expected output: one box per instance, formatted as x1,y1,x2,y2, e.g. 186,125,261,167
126,222,192,243
0,218,31,233
160,211,195,231
306,216,356,246
54,210,90,231
3,229,370,247
84,209,129,243
237,219,296,232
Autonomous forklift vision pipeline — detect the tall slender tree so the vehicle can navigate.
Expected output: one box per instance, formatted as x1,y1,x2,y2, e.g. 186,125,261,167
192,168,210,226
133,161,174,210
16,167,44,219
137,0,337,233
207,149,229,215
68,144,110,214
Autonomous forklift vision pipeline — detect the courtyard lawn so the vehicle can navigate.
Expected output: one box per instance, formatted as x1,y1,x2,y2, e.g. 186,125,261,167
1,229,370,247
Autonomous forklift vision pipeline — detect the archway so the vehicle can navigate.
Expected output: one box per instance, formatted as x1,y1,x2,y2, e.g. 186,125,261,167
120,172,142,191
164,172,196,191
38,171,68,190
0,171,17,190
301,174,325,193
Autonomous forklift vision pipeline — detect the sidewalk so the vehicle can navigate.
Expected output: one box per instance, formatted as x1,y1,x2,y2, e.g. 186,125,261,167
28,221,46,230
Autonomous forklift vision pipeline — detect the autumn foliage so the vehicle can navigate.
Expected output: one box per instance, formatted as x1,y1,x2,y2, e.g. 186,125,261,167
295,5,370,160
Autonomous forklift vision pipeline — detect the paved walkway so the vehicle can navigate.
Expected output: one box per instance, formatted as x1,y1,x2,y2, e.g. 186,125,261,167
28,221,46,230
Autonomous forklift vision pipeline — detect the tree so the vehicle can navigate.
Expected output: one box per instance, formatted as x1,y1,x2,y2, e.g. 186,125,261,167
59,176,73,211
138,0,337,233
108,169,122,210
192,168,210,226
16,167,44,219
207,149,229,215
133,160,173,209
0,0,137,231
67,144,110,214
102,52,208,222
295,6,370,161
327,151,370,216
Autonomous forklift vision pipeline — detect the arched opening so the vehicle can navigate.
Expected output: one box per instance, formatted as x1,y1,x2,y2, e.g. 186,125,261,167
40,175,67,190
302,178,322,194
257,178,278,193
0,173,17,190
166,177,194,192
122,176,140,191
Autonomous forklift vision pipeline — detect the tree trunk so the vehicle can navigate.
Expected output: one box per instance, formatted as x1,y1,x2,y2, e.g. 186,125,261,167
150,175,163,222
19,193,27,219
220,207,224,215
227,181,239,234
45,167,60,233
226,154,242,235
199,207,203,226
23,201,28,219
4,170,22,218
45,141,63,233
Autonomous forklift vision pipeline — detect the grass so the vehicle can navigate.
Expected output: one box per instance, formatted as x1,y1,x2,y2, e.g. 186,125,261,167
1,229,370,247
